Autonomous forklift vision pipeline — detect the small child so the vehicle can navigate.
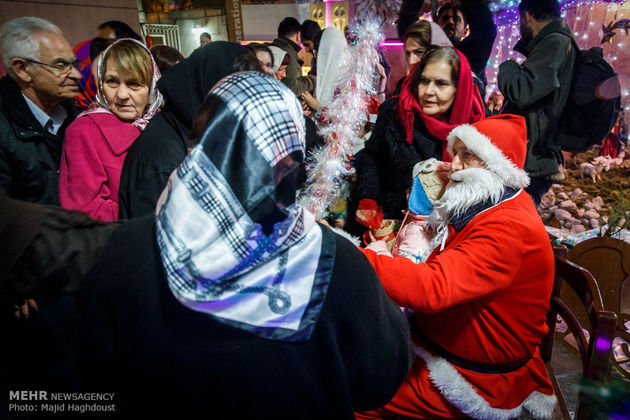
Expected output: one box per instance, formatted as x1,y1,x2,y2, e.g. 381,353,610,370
367,158,449,263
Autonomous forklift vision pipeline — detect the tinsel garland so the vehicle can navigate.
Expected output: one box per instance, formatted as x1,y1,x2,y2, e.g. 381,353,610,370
298,20,384,219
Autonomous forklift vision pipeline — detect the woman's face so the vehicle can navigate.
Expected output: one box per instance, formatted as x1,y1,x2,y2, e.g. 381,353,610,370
102,58,150,121
255,51,274,76
275,65,287,81
404,37,426,72
417,60,457,117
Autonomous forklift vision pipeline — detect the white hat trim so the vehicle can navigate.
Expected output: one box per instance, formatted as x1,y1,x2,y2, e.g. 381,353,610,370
447,124,530,189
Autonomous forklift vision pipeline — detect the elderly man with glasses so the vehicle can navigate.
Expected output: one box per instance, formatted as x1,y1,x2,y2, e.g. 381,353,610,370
0,16,81,205
0,16,82,397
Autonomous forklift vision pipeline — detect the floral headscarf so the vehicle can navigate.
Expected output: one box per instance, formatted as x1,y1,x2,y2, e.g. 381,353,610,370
79,38,164,130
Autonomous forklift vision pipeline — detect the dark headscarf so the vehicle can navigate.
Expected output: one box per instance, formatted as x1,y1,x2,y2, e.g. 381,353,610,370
156,72,334,342
157,41,243,130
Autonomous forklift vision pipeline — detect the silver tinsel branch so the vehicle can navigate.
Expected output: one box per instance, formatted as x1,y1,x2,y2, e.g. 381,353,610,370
298,20,384,219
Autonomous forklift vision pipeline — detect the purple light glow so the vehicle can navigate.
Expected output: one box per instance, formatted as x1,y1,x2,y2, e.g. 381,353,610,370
381,42,404,47
595,336,611,352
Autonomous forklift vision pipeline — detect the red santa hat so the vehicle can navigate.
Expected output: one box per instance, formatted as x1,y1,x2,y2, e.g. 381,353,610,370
446,114,530,189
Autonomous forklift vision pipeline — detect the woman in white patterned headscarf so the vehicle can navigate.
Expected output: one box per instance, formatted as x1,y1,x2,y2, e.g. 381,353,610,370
77,71,412,419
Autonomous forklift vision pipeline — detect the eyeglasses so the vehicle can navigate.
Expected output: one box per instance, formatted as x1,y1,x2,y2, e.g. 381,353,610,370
455,148,483,167
22,57,80,75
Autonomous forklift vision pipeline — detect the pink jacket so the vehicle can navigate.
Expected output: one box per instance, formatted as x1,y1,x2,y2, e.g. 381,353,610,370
59,112,140,221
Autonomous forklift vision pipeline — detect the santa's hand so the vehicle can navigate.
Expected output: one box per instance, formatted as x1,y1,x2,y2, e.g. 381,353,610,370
365,239,393,256
13,299,38,319
436,161,451,185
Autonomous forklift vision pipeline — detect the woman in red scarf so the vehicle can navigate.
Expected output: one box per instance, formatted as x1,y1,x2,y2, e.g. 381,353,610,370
354,46,484,228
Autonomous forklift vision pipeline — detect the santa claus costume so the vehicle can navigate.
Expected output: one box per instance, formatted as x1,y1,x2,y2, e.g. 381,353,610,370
357,114,557,420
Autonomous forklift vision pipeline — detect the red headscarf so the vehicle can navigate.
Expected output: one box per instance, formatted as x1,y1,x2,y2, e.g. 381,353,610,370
396,48,485,161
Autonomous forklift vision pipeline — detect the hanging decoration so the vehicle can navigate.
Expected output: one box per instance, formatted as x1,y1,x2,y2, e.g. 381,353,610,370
298,19,383,219
601,18,630,44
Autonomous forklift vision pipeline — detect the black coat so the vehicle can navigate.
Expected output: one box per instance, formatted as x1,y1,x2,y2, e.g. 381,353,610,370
0,76,77,204
397,0,497,84
455,0,497,85
355,98,442,219
118,43,324,219
118,111,324,220
77,215,414,419
118,42,243,219
499,19,575,178
118,108,187,219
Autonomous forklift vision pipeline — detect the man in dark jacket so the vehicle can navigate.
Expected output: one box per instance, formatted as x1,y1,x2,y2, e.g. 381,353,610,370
0,17,83,398
398,0,496,89
0,17,80,205
436,0,496,87
271,17,316,96
498,0,575,205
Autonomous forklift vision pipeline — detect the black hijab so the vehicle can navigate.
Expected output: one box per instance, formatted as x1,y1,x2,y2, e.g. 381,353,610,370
157,41,243,130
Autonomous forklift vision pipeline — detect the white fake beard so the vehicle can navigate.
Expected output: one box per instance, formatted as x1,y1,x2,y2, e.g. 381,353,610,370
428,167,506,230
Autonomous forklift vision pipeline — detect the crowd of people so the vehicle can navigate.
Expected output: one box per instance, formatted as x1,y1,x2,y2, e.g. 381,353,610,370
0,0,617,418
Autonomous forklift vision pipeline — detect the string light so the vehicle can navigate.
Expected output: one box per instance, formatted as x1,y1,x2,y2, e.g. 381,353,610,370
491,0,625,25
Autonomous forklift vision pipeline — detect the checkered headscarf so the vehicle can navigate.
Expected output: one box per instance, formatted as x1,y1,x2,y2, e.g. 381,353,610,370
155,72,332,341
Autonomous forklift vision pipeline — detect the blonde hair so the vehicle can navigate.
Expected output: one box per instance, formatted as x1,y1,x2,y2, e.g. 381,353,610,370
102,39,152,86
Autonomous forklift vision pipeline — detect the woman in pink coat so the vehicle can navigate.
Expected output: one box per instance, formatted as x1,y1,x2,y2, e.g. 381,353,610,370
59,39,163,220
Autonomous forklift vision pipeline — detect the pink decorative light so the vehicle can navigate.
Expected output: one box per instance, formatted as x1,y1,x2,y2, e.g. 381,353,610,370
380,41,404,47
326,2,331,27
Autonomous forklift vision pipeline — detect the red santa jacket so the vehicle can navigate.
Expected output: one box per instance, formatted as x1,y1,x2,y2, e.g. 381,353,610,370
362,190,556,419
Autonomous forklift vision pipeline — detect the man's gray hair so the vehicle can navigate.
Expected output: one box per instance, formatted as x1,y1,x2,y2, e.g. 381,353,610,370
1,17,63,76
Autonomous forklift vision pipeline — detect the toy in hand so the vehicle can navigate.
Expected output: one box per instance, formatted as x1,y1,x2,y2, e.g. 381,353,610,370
356,198,397,250
408,158,450,216
391,158,450,263
355,198,384,230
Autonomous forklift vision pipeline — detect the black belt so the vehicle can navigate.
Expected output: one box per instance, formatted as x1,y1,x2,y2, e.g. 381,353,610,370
409,317,532,374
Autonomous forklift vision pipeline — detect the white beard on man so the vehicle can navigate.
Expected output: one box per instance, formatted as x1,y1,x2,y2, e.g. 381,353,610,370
428,166,506,231
427,114,532,231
